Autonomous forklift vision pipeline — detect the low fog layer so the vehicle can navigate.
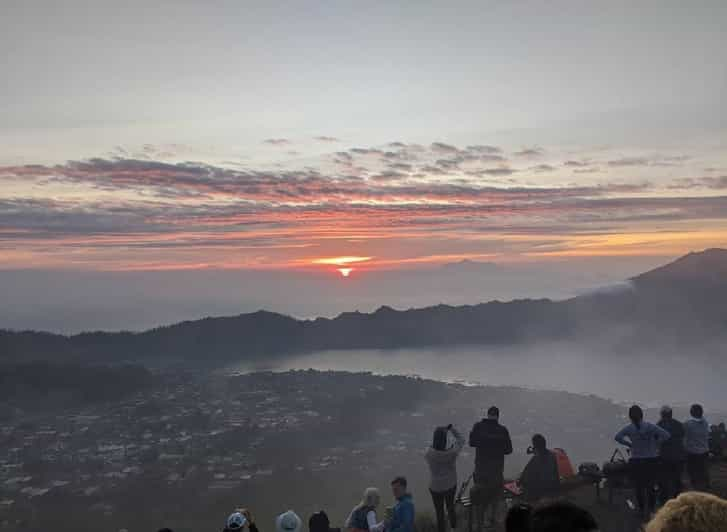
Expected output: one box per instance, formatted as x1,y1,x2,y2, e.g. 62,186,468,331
0,256,664,333
230,341,727,407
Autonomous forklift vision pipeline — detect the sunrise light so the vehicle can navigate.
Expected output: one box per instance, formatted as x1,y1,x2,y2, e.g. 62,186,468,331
337,268,353,277
312,256,372,266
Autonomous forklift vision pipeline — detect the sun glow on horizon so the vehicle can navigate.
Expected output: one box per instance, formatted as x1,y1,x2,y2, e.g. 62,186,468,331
312,256,372,266
337,267,353,277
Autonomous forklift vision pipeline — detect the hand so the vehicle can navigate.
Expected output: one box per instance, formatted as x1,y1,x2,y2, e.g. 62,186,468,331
240,509,253,524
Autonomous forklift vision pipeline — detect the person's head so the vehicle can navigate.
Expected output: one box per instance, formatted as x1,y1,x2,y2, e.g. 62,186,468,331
505,503,532,532
645,491,727,532
309,511,330,532
391,476,407,499
362,487,381,509
660,405,673,420
690,403,704,419
531,434,547,453
506,501,598,532
629,404,644,427
487,406,500,420
276,511,303,532
226,512,248,531
432,426,448,451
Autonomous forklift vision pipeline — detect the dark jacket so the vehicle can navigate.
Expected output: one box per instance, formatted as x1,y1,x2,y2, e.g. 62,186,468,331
658,418,686,461
520,449,560,502
469,418,513,481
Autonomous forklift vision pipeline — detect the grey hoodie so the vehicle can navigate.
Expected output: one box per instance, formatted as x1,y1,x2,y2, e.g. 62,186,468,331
684,417,709,454
424,427,464,492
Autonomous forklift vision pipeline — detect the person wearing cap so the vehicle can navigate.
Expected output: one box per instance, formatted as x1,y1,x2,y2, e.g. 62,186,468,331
469,406,513,529
657,405,686,502
224,509,259,532
277,510,303,532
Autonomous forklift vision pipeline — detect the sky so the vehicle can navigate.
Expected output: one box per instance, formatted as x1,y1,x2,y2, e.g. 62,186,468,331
1,1,727,330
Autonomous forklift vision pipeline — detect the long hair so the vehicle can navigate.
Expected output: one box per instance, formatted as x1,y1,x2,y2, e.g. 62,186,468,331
629,405,644,428
432,427,448,451
357,487,380,510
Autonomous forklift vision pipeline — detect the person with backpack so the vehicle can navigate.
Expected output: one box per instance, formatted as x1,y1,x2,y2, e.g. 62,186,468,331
425,424,464,532
657,405,686,501
469,406,513,529
615,405,670,519
345,488,385,532
519,434,560,503
684,403,710,490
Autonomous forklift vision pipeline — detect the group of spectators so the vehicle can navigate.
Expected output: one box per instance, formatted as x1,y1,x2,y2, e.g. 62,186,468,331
614,404,711,518
157,403,726,532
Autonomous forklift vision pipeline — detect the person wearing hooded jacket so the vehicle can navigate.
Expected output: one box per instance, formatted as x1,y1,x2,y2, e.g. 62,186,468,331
684,403,710,490
425,424,464,532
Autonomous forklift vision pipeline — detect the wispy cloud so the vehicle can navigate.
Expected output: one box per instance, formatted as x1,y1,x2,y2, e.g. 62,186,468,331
1,140,724,269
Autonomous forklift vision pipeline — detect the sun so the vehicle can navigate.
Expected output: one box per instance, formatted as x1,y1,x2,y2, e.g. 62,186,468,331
311,256,371,278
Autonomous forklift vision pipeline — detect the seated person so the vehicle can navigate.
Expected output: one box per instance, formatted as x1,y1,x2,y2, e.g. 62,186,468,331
519,434,560,503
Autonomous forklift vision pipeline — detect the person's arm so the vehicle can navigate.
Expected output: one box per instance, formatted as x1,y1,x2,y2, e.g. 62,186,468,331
469,424,479,447
503,428,513,455
451,426,465,453
519,457,534,489
615,425,632,447
367,511,384,532
653,423,671,443
249,523,259,532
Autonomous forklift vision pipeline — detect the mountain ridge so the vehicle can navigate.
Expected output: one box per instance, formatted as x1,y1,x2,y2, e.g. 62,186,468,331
1,249,726,363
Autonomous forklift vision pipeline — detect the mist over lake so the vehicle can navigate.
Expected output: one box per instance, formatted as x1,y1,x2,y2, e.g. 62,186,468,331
230,342,727,408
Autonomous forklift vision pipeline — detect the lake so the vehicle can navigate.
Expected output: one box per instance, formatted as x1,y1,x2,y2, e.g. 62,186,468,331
229,341,727,408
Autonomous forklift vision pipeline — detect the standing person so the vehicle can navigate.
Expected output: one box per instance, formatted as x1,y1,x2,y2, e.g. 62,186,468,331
519,434,560,503
387,476,415,532
614,405,670,519
684,403,710,490
469,406,513,530
657,405,686,502
345,488,384,532
425,424,465,532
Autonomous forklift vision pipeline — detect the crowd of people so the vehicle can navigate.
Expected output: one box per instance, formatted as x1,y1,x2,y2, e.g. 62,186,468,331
156,403,726,532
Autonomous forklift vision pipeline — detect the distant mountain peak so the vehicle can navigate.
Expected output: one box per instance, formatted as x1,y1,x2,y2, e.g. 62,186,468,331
633,248,727,283
440,259,500,273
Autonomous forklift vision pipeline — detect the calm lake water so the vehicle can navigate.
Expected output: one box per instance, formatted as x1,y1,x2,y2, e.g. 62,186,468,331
229,342,727,407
